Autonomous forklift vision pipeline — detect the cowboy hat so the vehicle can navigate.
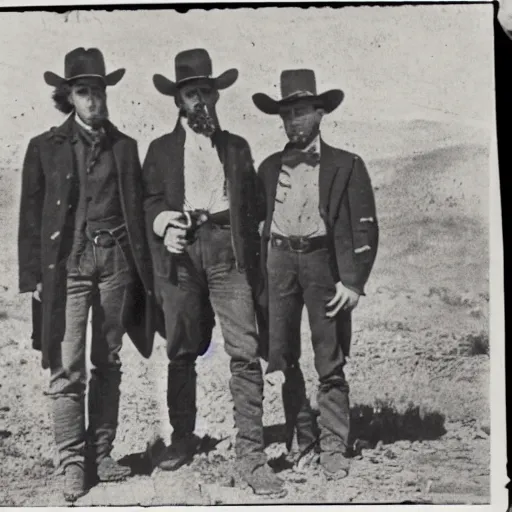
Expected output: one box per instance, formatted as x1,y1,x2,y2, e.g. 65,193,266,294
252,69,344,115
44,47,126,87
153,48,238,97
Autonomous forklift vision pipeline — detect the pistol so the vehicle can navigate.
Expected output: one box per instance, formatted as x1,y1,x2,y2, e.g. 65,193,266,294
165,209,210,243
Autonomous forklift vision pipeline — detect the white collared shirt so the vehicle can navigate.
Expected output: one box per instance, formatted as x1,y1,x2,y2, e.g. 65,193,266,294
182,118,229,213
271,134,326,237
74,113,94,133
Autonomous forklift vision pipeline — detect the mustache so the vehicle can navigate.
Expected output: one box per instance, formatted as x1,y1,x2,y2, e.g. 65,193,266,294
87,105,109,129
187,102,216,137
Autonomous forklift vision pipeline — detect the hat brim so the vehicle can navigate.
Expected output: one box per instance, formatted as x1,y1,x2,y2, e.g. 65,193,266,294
153,68,239,97
252,89,344,115
44,68,126,87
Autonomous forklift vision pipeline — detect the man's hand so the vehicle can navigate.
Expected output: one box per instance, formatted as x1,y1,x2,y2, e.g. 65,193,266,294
164,226,188,254
153,210,187,237
326,281,360,318
33,282,43,302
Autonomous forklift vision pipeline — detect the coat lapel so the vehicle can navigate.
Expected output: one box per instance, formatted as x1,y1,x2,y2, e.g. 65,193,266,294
318,138,340,223
166,118,186,209
49,116,77,211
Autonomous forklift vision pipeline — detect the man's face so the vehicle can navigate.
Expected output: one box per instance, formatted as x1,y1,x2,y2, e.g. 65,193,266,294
279,99,324,146
178,80,219,137
68,78,108,128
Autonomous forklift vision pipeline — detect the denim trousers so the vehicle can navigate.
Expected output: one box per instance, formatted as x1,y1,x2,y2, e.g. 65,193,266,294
48,232,134,471
267,244,350,455
157,224,267,471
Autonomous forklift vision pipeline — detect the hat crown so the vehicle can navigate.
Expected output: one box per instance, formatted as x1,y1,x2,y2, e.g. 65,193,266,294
64,47,107,79
175,48,213,84
280,69,317,99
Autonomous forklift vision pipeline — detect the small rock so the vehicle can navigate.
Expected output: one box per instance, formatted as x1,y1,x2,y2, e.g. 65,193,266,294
20,359,28,365
0,406,10,412
375,440,384,451
216,438,233,452
480,423,490,436
219,475,235,487
401,469,417,483
0,429,12,439
394,440,412,450
384,449,397,459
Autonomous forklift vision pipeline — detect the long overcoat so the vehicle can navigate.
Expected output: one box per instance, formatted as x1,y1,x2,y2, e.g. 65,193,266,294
257,138,380,372
18,115,160,369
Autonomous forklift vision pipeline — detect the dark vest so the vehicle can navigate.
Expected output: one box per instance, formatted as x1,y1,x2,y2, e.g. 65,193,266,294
67,121,124,269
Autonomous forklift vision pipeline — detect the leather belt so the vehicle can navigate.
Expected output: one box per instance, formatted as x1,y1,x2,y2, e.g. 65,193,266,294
87,223,127,248
270,233,328,254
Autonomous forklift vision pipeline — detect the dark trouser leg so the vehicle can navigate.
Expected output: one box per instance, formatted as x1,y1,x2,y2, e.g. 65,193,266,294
267,246,317,454
87,240,133,479
156,254,208,470
49,275,92,473
49,271,93,501
282,364,318,453
208,264,266,472
167,356,197,441
205,227,285,496
301,248,350,472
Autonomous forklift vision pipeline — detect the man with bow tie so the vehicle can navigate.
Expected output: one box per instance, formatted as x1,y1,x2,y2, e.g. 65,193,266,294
142,49,286,497
18,48,157,501
253,70,379,480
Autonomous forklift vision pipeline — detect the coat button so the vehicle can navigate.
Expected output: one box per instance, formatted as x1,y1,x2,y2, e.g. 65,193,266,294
66,173,72,180
50,231,60,240
56,200,61,206
48,264,55,269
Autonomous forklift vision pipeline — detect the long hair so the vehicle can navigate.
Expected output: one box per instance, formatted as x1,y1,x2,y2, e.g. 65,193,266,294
51,82,74,114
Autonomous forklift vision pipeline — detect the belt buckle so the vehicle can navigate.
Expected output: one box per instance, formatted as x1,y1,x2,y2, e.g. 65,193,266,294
93,230,114,247
288,236,309,253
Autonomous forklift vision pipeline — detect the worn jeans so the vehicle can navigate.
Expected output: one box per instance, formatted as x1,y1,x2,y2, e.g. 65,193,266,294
267,244,350,455
156,224,266,471
48,232,134,471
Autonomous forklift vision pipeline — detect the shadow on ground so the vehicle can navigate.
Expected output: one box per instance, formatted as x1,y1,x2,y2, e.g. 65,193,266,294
117,434,225,476
263,401,446,455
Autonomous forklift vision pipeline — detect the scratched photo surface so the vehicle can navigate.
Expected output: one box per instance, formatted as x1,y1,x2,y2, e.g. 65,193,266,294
0,5,493,506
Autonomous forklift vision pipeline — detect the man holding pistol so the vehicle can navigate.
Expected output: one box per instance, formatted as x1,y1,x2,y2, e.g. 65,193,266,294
143,49,286,497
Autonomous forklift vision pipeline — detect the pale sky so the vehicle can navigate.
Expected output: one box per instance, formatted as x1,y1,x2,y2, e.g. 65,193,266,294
0,5,494,161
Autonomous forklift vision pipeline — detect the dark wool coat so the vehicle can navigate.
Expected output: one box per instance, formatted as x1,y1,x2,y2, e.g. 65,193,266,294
142,119,263,348
257,138,379,370
18,115,160,369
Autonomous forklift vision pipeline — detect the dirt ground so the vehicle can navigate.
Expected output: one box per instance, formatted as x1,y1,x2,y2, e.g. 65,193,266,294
0,117,491,506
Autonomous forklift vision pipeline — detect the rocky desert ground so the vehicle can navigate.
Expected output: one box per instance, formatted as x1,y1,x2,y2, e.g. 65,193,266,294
0,115,492,506
0,5,497,507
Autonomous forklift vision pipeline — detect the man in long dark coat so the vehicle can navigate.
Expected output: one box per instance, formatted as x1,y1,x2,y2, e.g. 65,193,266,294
18,48,157,502
142,48,286,497
252,70,379,480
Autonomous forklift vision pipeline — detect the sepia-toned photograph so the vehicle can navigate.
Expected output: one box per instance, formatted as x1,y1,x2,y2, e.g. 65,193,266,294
0,3,503,508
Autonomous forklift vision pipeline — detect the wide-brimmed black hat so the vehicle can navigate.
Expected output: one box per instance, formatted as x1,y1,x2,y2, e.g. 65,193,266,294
153,48,238,97
44,47,126,87
252,69,344,115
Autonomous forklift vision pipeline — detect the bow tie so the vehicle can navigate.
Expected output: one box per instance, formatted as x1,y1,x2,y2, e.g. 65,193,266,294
281,146,320,169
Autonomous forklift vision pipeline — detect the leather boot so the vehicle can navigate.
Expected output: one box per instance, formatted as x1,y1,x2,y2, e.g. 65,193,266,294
87,368,130,481
230,359,286,497
159,359,199,471
52,394,88,500
317,371,351,479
